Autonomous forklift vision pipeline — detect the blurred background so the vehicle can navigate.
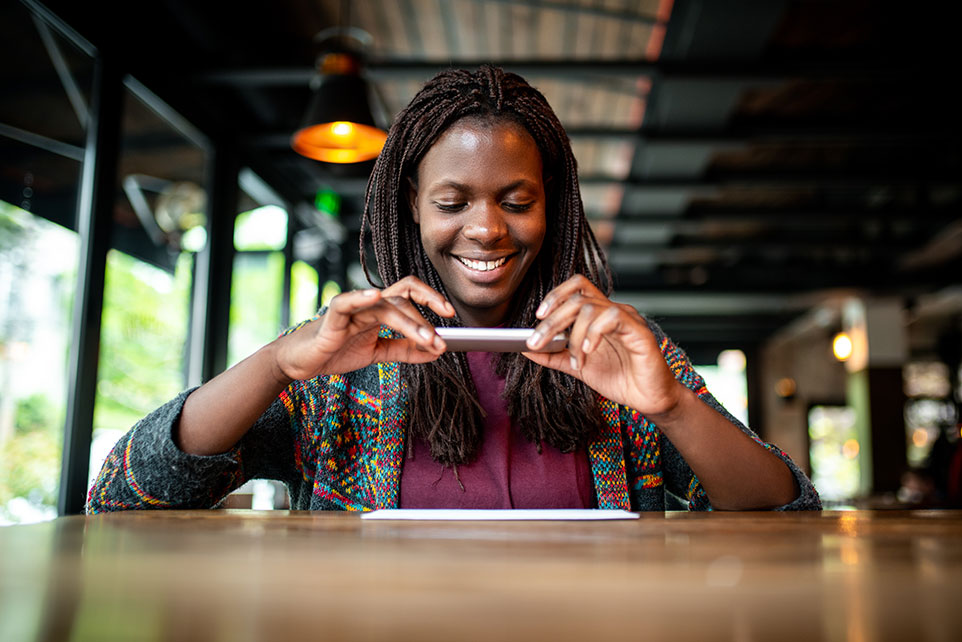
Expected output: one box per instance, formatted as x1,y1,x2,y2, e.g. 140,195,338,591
1,0,960,521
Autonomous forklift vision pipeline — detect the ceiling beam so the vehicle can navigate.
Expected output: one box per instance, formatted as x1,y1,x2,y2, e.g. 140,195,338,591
196,58,906,87
242,126,952,150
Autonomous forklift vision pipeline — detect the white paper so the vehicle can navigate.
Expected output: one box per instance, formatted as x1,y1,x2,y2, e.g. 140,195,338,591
360,509,639,521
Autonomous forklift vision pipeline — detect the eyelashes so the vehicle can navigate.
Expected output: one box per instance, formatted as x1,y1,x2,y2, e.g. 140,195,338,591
432,201,535,213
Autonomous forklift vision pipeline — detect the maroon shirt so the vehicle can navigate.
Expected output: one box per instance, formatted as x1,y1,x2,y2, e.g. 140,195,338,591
399,351,595,509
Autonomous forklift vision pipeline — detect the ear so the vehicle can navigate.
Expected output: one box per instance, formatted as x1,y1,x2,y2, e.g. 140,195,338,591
406,177,420,224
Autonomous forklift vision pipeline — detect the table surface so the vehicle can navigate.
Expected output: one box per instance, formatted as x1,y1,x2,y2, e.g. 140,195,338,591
1,509,961,642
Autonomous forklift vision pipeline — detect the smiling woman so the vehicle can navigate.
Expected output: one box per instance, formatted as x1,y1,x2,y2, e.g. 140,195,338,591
86,66,820,514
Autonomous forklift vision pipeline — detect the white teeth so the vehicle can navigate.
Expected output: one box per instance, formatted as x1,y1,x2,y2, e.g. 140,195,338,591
457,256,506,271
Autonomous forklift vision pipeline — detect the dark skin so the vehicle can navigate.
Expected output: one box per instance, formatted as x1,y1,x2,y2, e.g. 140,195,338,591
177,118,797,510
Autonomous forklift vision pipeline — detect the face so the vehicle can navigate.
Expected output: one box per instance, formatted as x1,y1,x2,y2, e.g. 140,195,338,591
409,119,547,327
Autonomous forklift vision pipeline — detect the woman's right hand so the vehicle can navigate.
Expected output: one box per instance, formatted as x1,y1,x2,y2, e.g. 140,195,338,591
272,276,456,383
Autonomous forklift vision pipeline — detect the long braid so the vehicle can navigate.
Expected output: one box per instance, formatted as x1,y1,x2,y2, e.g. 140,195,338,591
360,65,612,466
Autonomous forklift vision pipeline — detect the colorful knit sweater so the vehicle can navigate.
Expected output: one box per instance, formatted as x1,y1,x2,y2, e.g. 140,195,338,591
86,321,821,513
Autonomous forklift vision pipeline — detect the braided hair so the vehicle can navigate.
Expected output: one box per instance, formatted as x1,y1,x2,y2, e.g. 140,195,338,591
359,65,612,466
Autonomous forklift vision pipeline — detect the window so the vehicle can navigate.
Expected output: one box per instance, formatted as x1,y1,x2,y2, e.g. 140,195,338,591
0,204,79,523
87,82,208,490
808,405,860,504
0,3,92,523
694,349,749,426
228,204,288,367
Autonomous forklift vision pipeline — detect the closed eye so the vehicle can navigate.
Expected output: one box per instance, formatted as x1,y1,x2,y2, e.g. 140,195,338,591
433,201,466,212
503,202,534,213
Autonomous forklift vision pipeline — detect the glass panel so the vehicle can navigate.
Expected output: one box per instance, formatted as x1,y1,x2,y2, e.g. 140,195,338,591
234,205,287,251
228,251,285,368
0,3,91,523
88,84,207,488
290,260,319,323
227,203,288,367
0,203,79,524
90,250,194,480
808,405,860,505
694,349,748,426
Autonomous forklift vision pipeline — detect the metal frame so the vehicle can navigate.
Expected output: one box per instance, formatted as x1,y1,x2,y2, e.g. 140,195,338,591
58,51,122,515
188,141,237,387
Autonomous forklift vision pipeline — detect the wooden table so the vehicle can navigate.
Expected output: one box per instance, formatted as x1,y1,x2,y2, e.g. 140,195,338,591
1,510,960,641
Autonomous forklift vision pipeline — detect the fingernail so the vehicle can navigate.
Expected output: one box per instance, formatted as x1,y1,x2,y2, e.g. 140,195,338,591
582,338,591,353
570,356,578,370
433,335,446,350
417,327,435,341
362,289,378,297
528,329,543,348
536,302,548,318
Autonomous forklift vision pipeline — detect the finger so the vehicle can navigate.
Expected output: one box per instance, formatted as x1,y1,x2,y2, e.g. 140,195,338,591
383,295,452,351
324,289,382,331
581,305,625,356
582,306,659,361
382,275,456,318
536,275,605,319
521,349,581,380
373,337,447,364
363,299,448,353
528,292,602,350
567,302,603,370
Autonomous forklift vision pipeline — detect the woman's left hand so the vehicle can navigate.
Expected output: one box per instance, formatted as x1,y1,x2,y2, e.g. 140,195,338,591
523,275,683,417
525,275,800,510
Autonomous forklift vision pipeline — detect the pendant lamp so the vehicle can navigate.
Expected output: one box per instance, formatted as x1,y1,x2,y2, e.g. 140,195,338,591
291,30,387,164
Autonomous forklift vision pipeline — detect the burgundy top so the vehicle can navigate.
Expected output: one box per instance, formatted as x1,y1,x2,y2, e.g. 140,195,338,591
399,351,595,509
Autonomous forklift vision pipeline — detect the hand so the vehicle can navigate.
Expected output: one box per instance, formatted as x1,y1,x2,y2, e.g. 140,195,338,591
523,275,683,417
272,276,455,382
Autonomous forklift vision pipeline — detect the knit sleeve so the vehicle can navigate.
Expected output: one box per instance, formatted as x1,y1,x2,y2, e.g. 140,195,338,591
85,388,296,514
647,319,821,511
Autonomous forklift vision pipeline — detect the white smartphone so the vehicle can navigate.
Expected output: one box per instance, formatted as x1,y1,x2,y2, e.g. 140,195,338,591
435,327,567,353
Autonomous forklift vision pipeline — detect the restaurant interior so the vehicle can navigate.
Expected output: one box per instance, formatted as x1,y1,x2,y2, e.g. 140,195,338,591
3,2,962,641
1,0,961,519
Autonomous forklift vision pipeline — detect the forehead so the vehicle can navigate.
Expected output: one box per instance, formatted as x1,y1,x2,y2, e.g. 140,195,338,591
417,117,543,183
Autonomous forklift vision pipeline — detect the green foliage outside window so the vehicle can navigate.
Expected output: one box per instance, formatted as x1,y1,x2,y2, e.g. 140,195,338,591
0,202,75,523
93,250,193,434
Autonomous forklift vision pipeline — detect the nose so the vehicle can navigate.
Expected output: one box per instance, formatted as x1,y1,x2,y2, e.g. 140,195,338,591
461,200,507,245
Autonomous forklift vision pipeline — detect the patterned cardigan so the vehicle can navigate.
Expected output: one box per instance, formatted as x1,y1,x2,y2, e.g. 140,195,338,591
86,322,821,513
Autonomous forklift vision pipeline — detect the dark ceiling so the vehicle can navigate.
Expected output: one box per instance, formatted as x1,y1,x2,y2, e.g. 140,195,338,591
3,0,961,360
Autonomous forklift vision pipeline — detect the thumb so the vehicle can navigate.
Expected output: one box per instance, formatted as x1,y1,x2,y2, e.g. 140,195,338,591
522,350,580,378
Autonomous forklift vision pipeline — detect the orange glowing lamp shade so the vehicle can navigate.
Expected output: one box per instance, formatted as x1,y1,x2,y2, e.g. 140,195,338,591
291,52,387,164
291,120,387,164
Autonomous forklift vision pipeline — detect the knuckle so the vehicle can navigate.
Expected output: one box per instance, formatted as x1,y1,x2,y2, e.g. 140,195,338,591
604,305,622,319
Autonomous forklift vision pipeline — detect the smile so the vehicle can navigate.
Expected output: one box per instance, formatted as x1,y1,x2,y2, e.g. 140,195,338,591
456,256,507,272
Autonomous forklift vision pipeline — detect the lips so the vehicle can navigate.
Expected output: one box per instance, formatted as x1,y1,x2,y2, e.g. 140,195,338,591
456,256,508,272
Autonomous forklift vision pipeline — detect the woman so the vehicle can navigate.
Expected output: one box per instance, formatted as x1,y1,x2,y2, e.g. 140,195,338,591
87,66,819,513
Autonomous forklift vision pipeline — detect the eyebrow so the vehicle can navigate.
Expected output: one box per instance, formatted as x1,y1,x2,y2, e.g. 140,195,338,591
427,179,539,194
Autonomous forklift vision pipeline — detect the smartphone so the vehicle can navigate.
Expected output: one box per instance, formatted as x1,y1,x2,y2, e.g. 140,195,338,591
435,327,567,353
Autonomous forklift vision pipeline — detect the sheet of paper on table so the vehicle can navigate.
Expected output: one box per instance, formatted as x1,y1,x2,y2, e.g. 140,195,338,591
360,509,640,521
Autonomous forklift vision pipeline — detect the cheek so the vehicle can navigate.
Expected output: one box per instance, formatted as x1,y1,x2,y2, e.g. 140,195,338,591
526,213,548,255
418,218,456,255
